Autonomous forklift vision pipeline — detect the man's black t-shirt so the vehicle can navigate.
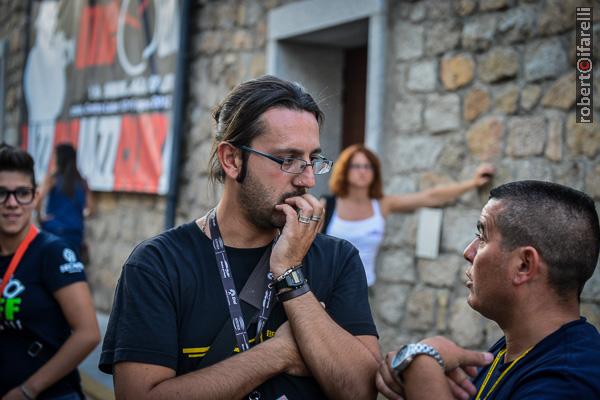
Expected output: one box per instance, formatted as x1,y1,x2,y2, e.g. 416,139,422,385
100,221,378,399
0,231,86,398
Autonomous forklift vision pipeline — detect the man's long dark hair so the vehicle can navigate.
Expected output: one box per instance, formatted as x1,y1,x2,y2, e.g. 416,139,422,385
54,143,84,197
208,75,324,184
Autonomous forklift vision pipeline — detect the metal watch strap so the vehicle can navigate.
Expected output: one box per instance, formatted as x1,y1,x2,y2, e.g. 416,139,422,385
412,343,444,368
392,343,445,377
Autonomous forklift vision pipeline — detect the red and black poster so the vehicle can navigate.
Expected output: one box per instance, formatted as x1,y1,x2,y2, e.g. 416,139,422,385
22,0,181,194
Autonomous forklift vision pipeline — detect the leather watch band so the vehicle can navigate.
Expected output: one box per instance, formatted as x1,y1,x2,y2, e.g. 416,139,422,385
277,283,310,302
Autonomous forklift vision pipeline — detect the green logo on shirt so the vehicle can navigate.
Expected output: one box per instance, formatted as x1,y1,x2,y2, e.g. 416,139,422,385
0,297,21,321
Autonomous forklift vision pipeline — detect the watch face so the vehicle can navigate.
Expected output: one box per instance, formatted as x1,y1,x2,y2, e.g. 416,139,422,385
391,345,411,370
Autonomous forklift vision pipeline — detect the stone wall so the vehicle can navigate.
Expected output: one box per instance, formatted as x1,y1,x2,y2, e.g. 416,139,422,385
174,0,291,226
375,0,600,354
85,193,166,311
0,0,28,144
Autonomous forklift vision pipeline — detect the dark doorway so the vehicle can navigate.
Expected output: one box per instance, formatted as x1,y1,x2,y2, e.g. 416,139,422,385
341,46,367,149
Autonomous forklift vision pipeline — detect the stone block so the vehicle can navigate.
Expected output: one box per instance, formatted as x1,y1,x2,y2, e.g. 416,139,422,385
542,73,576,110
538,0,593,36
249,53,266,78
480,0,509,11
586,164,600,199
409,3,427,22
478,47,519,83
418,171,453,190
494,84,519,114
454,0,477,16
198,4,217,29
425,94,461,133
374,283,412,325
464,87,491,122
544,111,563,162
441,208,483,254
426,21,461,56
237,1,263,26
231,29,254,50
405,287,436,331
466,116,505,161
396,22,424,60
427,1,453,20
436,289,451,331
581,260,600,303
484,319,503,349
497,5,536,43
382,213,418,248
387,135,446,173
506,116,546,157
407,60,437,92
525,40,568,82
441,54,474,90
215,2,237,29
462,14,497,51
394,99,424,133
521,84,541,111
198,31,224,54
566,112,600,157
417,254,463,288
596,76,600,111
438,137,468,169
254,20,268,48
581,303,600,331
554,161,585,191
378,250,416,284
449,299,485,347
510,159,553,181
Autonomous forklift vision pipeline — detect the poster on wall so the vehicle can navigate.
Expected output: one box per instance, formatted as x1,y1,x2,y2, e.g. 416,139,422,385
21,0,181,194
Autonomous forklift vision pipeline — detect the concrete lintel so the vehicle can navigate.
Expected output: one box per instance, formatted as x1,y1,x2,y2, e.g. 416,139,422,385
268,0,385,41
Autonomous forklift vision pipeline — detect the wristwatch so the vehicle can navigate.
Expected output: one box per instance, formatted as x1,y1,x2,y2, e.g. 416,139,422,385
274,267,306,291
391,343,445,378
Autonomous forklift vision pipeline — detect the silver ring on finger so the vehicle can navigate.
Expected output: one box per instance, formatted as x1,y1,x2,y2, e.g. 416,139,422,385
310,215,321,222
298,214,311,224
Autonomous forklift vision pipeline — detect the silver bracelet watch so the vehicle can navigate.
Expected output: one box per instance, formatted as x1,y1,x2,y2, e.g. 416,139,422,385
391,343,445,378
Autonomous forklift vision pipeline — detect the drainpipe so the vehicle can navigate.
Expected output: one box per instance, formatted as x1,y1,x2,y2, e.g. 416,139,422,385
165,0,192,229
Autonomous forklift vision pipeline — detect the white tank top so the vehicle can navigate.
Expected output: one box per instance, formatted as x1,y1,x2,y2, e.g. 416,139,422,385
326,199,386,286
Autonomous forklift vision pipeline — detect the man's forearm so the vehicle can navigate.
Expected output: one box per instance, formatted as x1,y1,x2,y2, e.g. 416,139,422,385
283,292,379,400
403,356,453,400
116,339,288,400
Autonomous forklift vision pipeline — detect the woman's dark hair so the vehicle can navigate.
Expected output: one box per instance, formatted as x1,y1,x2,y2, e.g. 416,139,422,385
208,75,323,183
329,144,383,199
0,143,36,187
54,143,84,197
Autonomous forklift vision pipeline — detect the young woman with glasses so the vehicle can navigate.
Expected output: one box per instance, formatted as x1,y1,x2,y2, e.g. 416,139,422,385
322,144,495,287
0,145,99,400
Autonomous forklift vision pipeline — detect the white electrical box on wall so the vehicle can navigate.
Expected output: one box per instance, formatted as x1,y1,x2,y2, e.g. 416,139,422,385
416,207,443,259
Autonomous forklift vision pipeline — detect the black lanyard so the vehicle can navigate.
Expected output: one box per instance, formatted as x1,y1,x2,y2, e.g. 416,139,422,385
207,210,275,352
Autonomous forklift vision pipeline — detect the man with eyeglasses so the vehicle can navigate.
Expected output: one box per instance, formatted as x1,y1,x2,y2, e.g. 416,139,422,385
100,76,380,399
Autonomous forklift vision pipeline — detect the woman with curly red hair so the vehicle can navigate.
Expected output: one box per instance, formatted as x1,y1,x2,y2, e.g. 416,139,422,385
322,144,494,287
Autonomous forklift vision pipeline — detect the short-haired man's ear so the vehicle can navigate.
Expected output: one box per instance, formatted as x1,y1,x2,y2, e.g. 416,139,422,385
217,142,242,180
513,246,541,286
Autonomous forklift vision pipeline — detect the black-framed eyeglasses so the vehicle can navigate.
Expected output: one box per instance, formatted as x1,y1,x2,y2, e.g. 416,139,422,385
237,145,333,175
0,187,36,205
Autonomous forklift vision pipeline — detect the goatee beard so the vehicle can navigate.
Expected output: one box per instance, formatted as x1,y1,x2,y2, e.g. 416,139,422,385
238,173,307,230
